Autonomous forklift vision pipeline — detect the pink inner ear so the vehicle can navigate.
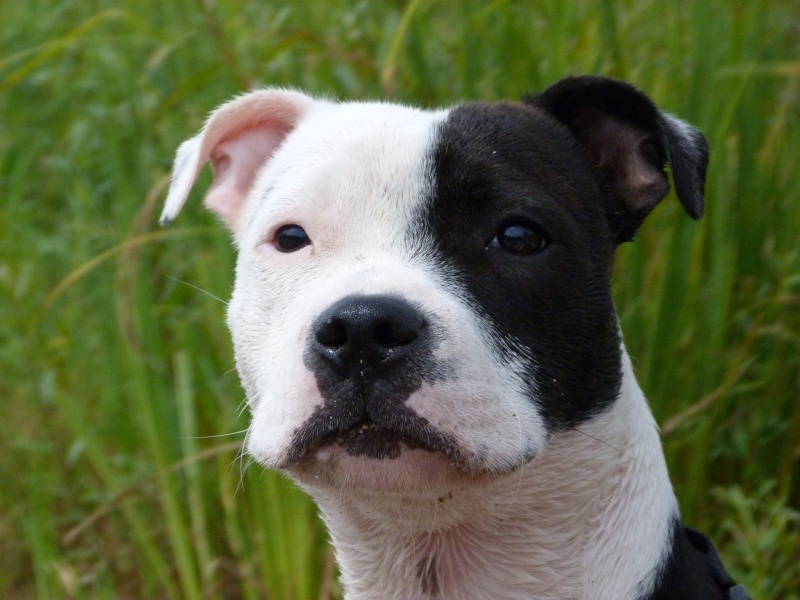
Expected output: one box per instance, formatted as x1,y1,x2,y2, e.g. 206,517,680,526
204,123,289,228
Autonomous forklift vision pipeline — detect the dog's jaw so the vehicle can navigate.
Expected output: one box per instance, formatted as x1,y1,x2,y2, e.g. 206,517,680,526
302,351,677,600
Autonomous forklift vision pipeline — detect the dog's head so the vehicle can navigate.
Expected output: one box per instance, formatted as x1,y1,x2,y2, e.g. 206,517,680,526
162,77,707,495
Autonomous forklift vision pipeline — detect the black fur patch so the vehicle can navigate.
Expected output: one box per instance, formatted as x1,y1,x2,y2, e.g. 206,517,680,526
643,519,746,599
421,102,624,431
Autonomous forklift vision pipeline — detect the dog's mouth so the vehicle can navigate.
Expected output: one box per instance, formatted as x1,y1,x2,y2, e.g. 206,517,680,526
286,410,461,465
317,418,434,459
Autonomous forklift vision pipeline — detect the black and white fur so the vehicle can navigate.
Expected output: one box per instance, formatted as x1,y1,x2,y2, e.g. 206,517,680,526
160,76,744,599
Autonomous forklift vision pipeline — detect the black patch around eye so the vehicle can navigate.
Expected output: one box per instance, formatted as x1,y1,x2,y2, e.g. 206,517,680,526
274,224,311,252
489,223,547,255
421,103,624,433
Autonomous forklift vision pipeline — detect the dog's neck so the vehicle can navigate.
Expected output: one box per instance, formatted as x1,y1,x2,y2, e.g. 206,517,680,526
306,352,678,600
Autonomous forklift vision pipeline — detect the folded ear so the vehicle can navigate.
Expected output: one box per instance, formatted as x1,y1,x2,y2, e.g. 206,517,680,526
159,89,315,231
528,76,709,243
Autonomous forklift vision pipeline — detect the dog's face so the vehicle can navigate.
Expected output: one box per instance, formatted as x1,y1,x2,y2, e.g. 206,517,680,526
162,77,707,496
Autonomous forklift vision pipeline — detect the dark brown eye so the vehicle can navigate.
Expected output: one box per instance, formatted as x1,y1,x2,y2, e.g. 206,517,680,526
274,225,311,252
489,223,547,255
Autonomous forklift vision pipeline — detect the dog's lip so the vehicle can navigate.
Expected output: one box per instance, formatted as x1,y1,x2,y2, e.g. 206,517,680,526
318,419,430,451
287,411,463,466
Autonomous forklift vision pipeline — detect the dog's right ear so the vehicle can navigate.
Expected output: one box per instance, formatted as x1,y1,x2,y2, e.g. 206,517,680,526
159,89,315,231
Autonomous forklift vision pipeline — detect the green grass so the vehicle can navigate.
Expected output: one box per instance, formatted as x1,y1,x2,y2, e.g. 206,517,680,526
1,0,798,597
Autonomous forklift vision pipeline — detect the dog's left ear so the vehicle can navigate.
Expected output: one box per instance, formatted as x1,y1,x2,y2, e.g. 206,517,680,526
528,76,709,243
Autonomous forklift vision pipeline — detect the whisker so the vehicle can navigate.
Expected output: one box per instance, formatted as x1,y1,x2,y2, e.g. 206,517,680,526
234,438,253,496
237,397,250,418
179,429,248,440
167,275,228,306
572,427,642,467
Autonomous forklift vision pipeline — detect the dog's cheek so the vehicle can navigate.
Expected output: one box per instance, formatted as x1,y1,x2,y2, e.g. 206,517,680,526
246,369,323,468
226,283,264,407
407,381,545,470
235,340,326,469
226,252,304,404
405,325,549,470
227,270,327,467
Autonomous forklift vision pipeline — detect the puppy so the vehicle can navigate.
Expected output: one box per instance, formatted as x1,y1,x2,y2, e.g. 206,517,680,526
160,76,747,599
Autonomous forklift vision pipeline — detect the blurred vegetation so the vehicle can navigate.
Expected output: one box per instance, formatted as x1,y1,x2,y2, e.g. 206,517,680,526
1,0,798,598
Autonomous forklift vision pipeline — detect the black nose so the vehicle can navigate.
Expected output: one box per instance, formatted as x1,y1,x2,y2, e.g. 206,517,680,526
312,295,427,371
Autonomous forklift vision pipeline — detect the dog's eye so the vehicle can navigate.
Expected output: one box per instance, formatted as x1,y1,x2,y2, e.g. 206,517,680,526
489,223,547,255
274,225,311,252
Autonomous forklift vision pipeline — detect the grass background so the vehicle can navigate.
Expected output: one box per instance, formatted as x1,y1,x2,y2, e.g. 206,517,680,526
1,0,799,597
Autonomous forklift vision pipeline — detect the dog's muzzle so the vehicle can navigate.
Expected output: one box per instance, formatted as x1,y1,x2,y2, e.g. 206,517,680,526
289,294,458,463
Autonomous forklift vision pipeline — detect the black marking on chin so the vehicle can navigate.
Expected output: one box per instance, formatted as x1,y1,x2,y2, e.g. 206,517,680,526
416,556,440,596
308,413,458,461
287,406,461,465
338,421,408,459
422,102,624,431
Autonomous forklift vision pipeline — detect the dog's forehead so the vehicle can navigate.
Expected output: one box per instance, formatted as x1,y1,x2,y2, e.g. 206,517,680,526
242,101,449,247
237,97,613,265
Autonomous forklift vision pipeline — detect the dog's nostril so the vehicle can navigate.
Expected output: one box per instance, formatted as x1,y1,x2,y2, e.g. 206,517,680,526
316,318,348,348
374,318,422,348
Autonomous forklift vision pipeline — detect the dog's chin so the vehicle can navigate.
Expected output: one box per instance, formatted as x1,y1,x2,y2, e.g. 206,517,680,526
287,442,497,494
253,416,534,494
273,407,483,491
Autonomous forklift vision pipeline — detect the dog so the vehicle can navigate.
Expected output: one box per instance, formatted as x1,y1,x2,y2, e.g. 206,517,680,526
159,76,747,599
